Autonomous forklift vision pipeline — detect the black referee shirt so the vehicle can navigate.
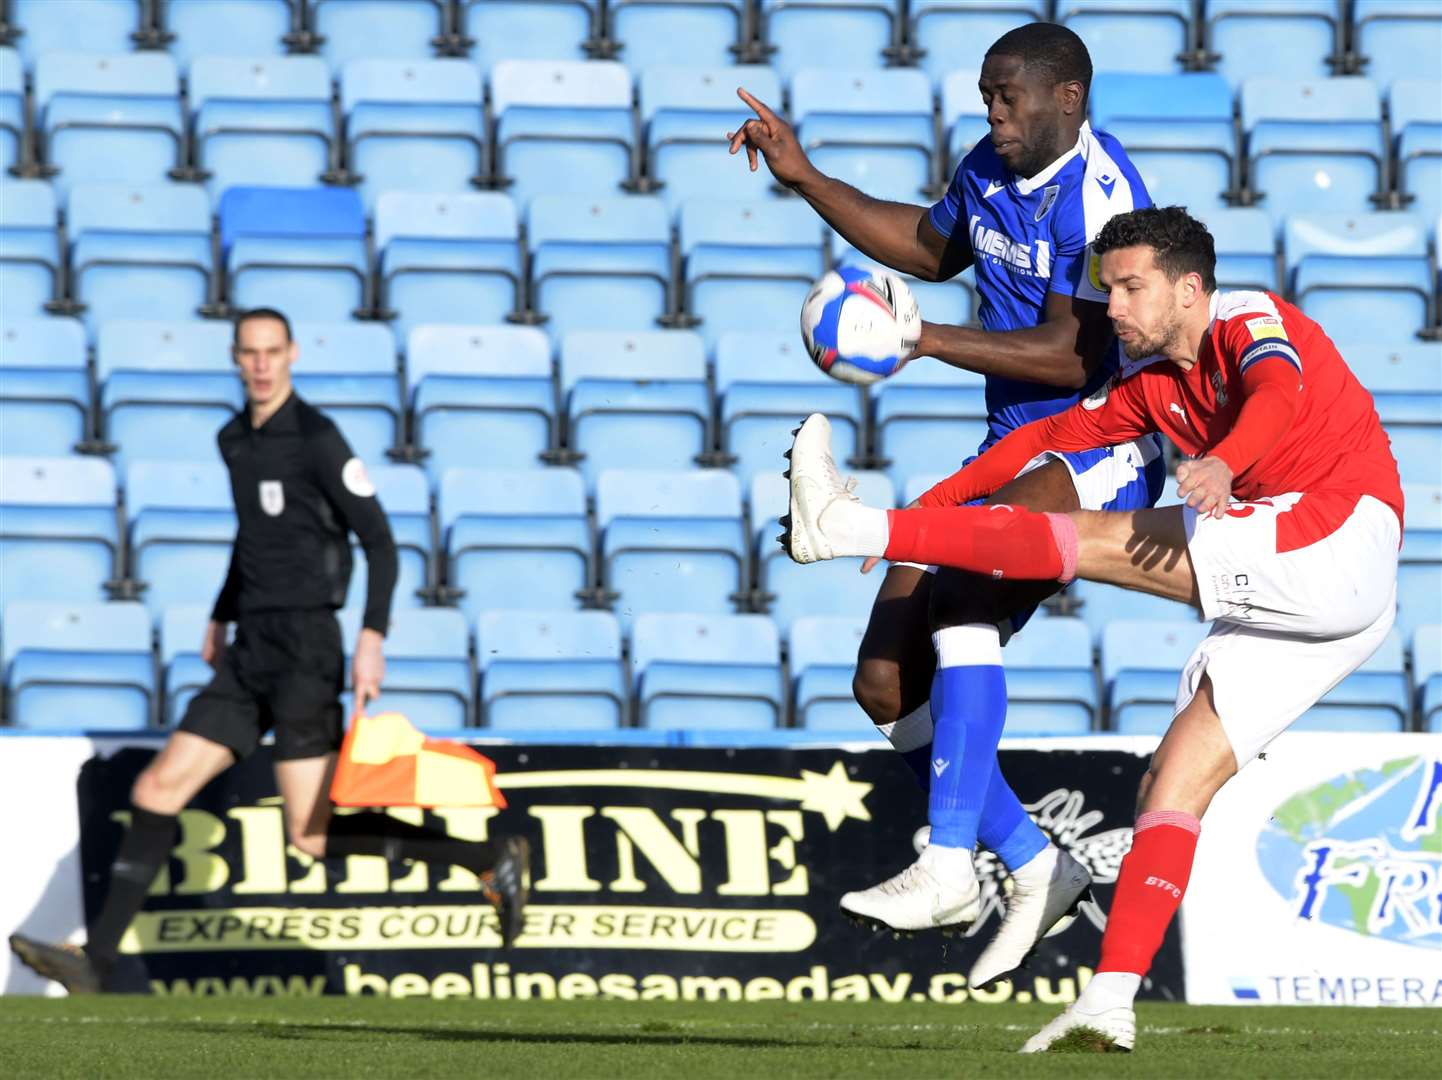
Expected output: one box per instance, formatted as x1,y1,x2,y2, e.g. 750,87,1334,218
210,393,397,635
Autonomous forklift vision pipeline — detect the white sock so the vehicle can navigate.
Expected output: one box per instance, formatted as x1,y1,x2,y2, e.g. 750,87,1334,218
819,501,889,558
1009,843,1059,887
877,702,932,753
1078,971,1142,1012
919,841,976,889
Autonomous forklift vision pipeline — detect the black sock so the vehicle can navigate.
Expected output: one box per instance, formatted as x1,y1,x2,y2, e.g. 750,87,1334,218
86,807,178,969
325,812,498,876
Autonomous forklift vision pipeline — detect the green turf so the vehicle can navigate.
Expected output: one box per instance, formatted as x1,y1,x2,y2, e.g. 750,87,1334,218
1,998,1435,1079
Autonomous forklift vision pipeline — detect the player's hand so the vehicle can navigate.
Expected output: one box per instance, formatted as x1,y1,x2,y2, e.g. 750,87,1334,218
1176,456,1233,520
200,620,228,670
351,628,386,720
726,87,817,189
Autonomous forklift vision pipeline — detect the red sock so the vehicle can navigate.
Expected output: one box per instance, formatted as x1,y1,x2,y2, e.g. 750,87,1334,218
1097,810,1201,975
883,505,1077,581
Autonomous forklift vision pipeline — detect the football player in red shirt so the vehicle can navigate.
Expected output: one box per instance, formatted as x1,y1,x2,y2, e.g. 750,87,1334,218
783,206,1402,1052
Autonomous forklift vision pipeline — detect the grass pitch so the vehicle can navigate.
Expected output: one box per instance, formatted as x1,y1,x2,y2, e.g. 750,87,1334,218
1,997,1435,1079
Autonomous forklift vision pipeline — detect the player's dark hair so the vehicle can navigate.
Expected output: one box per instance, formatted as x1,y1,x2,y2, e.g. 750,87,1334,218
1094,206,1218,293
233,307,293,345
986,22,1093,100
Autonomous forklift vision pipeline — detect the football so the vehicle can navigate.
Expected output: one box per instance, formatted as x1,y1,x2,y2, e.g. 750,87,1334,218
800,266,922,385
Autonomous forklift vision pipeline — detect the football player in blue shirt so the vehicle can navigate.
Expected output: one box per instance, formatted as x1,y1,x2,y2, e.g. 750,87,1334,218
729,22,1164,987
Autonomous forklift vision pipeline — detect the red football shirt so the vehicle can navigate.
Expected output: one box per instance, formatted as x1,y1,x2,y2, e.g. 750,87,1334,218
921,290,1404,551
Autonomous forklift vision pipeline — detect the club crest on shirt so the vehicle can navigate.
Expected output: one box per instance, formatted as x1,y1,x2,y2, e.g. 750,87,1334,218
1034,184,1060,222
259,480,284,516
1211,370,1229,407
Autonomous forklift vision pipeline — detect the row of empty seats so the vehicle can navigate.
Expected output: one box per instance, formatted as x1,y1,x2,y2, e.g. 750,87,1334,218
3,601,1438,736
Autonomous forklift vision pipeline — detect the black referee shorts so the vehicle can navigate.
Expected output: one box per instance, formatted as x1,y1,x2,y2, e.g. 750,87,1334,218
179,610,344,761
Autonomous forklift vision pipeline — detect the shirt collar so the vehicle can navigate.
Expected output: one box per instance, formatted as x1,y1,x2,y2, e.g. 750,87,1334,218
249,390,299,434
1014,122,1088,195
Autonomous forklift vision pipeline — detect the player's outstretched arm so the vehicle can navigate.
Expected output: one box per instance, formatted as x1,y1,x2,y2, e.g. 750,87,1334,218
727,88,970,282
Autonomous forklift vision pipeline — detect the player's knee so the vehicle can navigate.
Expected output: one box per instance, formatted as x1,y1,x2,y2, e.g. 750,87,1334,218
288,825,325,860
852,659,902,726
1135,767,1157,812
131,766,185,814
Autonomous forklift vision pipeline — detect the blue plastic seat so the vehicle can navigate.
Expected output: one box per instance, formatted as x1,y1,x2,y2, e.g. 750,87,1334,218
1073,579,1199,642
609,1,744,72
126,460,236,618
874,359,989,488
911,2,1042,83
439,467,591,619
1295,629,1409,731
189,56,333,200
597,469,746,629
219,185,369,321
490,59,635,208
1102,619,1209,734
0,317,89,458
376,191,522,343
478,609,626,730
311,0,449,68
639,66,783,209
1199,207,1278,291
561,330,710,486
462,0,598,70
160,604,218,725
0,47,22,172
340,607,472,731
0,456,120,608
1285,212,1432,345
632,612,782,729
340,59,485,213
163,0,299,70
2,601,155,731
1343,342,1442,433
680,198,826,349
1242,77,1385,219
1416,625,1442,730
98,319,238,472
789,614,869,731
1204,1,1340,85
343,463,432,613
1392,81,1442,225
67,184,214,336
758,1,898,81
34,52,183,198
791,67,934,205
290,321,401,467
751,470,892,637
0,178,59,319
1004,616,1097,735
13,0,144,68
1398,484,1442,643
1090,73,1235,214
835,244,976,332
939,67,989,174
407,324,556,480
1354,0,1442,90
1058,0,1192,75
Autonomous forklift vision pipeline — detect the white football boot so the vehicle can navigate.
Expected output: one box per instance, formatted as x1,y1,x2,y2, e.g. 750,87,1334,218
784,413,858,564
839,845,982,933
1020,1003,1136,1053
969,847,1093,989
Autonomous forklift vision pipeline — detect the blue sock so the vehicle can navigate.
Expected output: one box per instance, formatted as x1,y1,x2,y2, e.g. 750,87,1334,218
928,625,1008,849
977,764,1050,871
877,703,934,791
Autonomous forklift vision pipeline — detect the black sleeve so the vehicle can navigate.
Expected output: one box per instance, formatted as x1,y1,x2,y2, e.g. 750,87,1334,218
210,542,241,623
309,423,397,636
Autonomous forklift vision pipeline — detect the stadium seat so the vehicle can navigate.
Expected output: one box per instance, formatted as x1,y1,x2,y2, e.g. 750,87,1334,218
67,184,214,336
159,604,217,725
1102,619,1209,734
1,601,155,732
1003,616,1097,735
873,359,989,488
1415,625,1442,730
189,56,334,200
0,178,59,319
343,463,433,613
941,67,995,171
528,195,672,340
0,456,120,608
1398,484,1442,643
0,317,90,458
1204,0,1340,85
788,614,869,731
289,321,402,467
560,330,710,486
12,0,145,68
311,0,449,69
679,198,826,349
1284,213,1432,346
218,185,370,322
1200,207,1279,292
790,68,935,205
716,329,864,490
1072,579,1198,642
125,459,236,619
340,59,486,213
34,52,184,198
1058,0,1193,75
375,191,523,343
1342,343,1442,487
639,66,784,209
1353,0,1442,90
490,60,635,207
462,0,598,71
608,0,745,72
1090,73,1236,214
911,2,1042,83
632,612,782,729
163,0,300,70
407,324,556,480
1241,77,1385,220
477,609,626,730
439,467,591,619
1392,81,1442,225
751,470,891,636
97,319,238,472
340,607,472,731
1296,628,1409,731
1,47,22,173
757,0,898,81
596,469,746,628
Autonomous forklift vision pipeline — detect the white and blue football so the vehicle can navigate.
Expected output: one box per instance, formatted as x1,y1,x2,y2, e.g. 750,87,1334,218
800,266,921,386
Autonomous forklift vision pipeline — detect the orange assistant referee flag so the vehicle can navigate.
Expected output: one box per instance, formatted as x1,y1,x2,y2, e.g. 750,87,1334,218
330,712,507,809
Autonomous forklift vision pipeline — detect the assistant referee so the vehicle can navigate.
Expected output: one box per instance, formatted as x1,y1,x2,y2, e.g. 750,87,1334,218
11,309,529,993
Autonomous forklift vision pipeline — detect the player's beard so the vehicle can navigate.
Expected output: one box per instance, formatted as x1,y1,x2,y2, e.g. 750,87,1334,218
1011,114,1063,179
1119,301,1184,361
